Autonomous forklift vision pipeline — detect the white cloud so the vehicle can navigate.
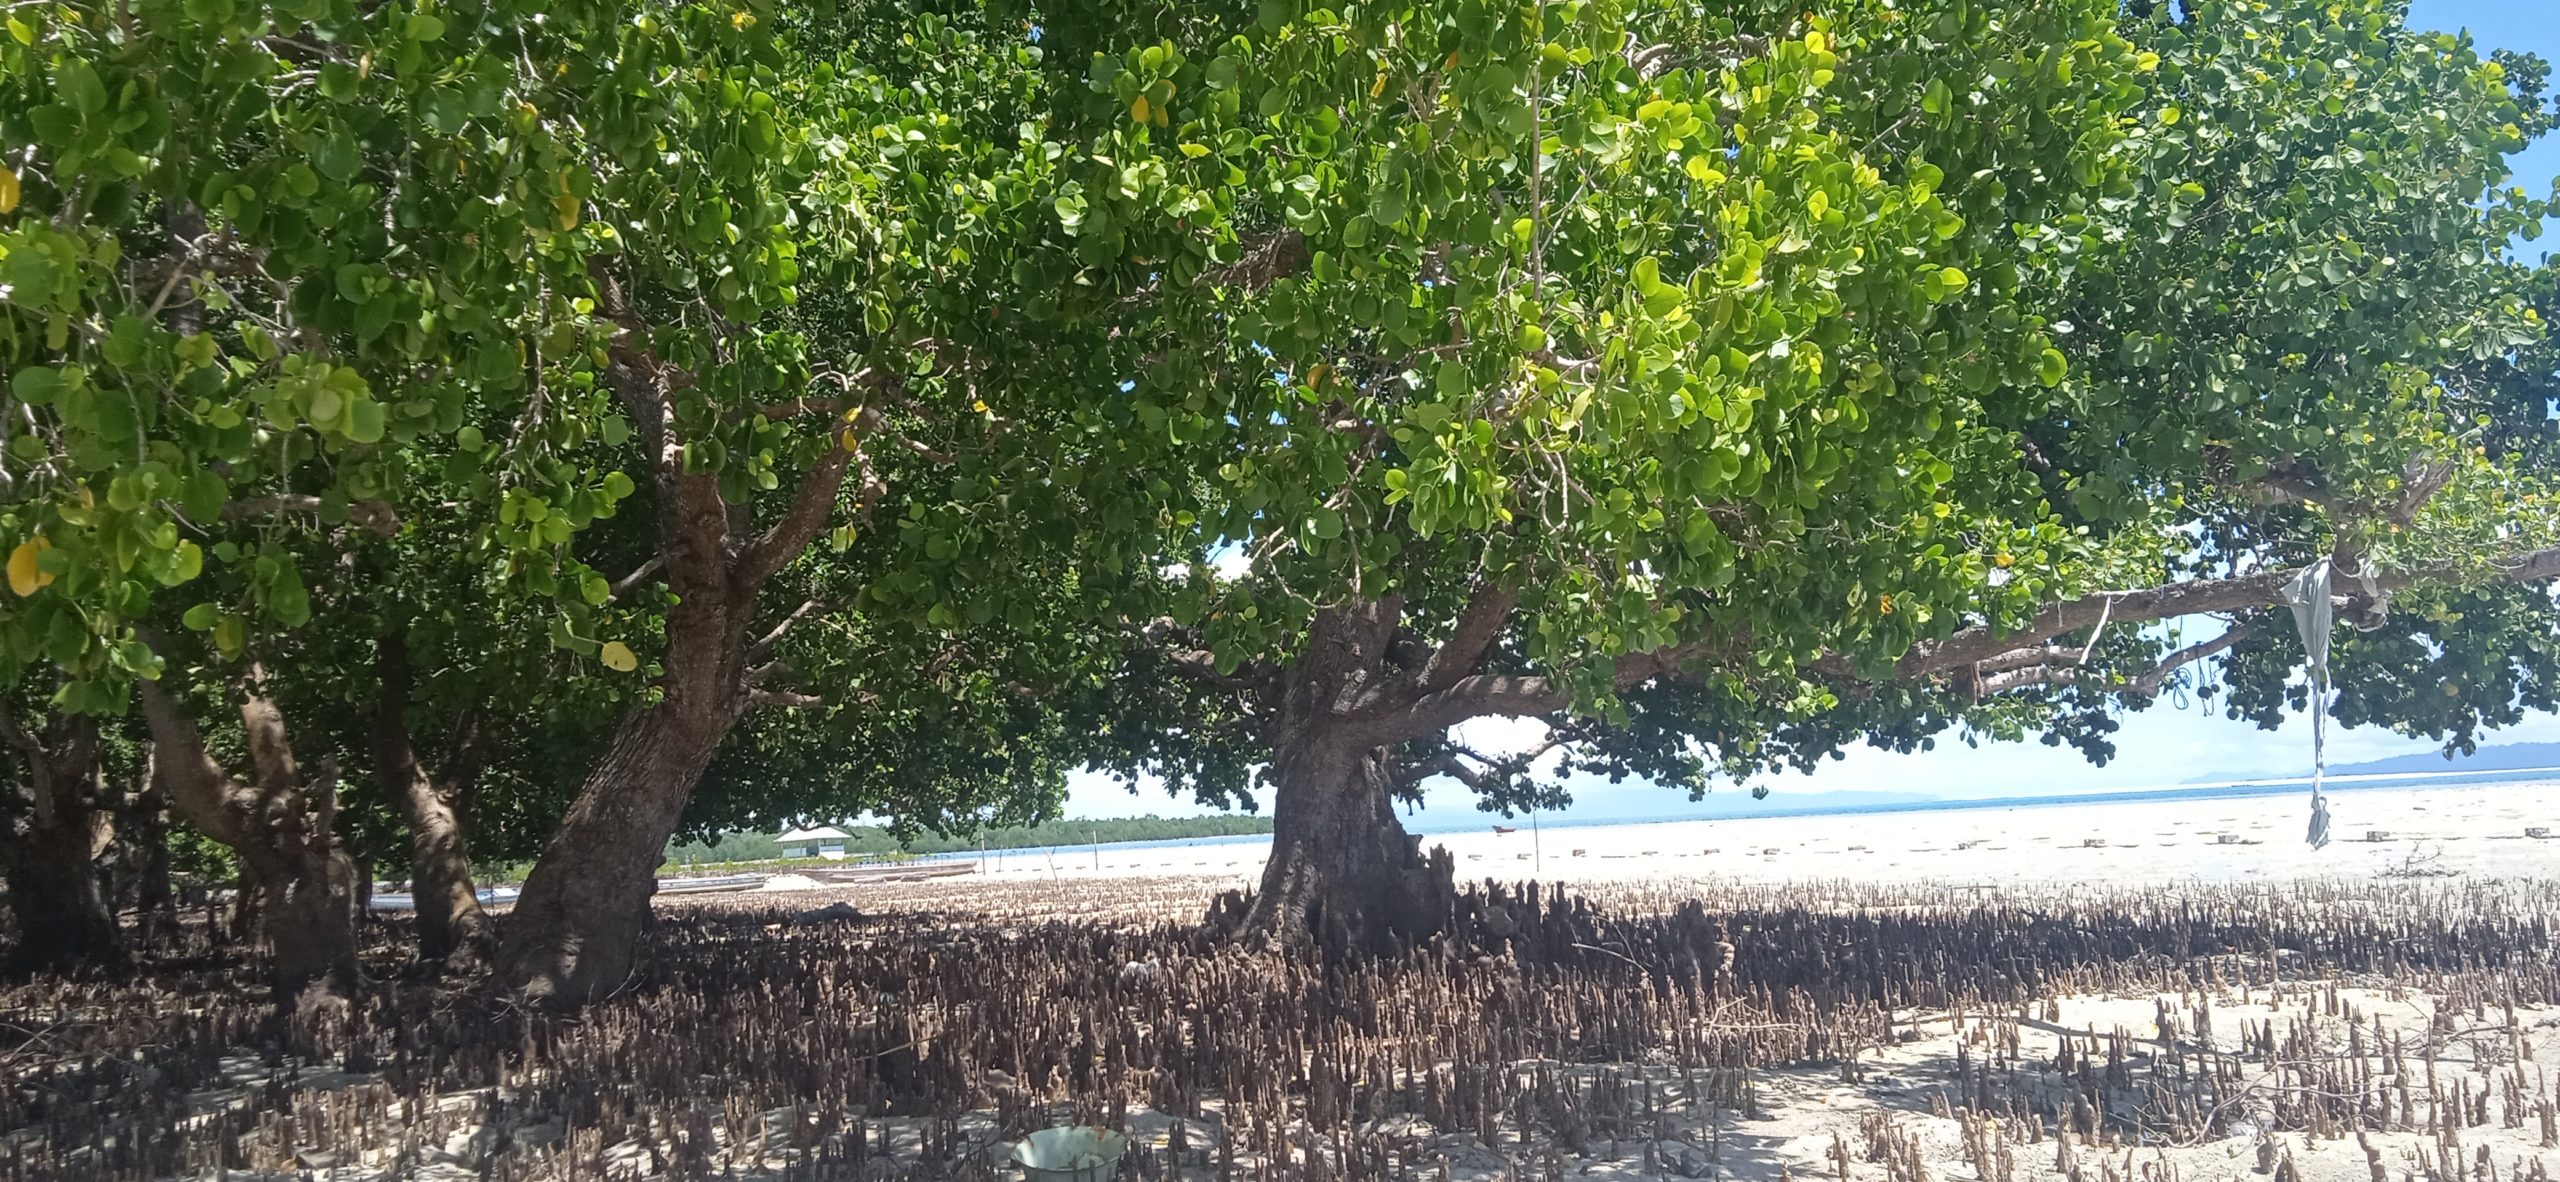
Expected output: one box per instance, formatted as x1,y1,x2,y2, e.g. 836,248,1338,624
1451,715,1552,759
1059,767,1231,820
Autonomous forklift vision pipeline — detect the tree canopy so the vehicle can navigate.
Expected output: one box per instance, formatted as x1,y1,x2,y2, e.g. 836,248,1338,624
1056,0,2560,942
2,0,2557,985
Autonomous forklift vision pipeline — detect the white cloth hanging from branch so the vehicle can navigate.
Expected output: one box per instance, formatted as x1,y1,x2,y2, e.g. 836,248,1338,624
2279,559,2335,850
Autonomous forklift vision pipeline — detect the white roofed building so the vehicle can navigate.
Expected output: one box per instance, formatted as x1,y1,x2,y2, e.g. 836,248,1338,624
775,826,852,860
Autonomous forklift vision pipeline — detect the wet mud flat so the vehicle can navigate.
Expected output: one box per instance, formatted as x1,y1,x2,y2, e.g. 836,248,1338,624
4,876,2557,1181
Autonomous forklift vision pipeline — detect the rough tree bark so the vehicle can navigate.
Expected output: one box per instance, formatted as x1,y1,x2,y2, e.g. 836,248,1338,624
1244,738,1455,952
371,632,490,969
125,743,178,946
491,324,870,1006
136,674,359,1003
0,711,121,973
1234,598,1455,950
489,587,748,1003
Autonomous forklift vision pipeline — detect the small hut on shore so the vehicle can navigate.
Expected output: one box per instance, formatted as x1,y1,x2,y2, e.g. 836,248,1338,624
775,826,852,860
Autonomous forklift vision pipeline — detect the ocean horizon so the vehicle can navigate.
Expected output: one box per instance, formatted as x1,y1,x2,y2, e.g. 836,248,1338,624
924,764,2560,864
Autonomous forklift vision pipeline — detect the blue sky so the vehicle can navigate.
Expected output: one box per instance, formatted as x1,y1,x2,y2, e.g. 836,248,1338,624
2418,1,2560,255
1059,2,2560,823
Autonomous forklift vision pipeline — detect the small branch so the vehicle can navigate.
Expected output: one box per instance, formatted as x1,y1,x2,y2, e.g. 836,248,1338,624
223,494,399,537
2128,623,2252,699
749,598,825,662
744,689,828,710
1119,229,1309,310
607,554,664,603
2389,456,2454,526
1407,750,1492,792
897,436,956,464
754,365,882,421
1140,618,1275,693
733,440,857,590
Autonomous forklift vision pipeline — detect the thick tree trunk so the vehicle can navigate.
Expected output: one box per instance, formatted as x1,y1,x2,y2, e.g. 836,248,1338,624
492,694,737,1004
254,847,360,1001
136,677,360,1004
124,743,178,946
1228,597,1455,952
1240,736,1453,952
492,526,752,1004
2,816,120,974
0,713,121,973
491,310,864,1007
373,633,490,969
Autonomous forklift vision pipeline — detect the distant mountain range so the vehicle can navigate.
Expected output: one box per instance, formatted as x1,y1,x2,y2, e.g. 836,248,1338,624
2188,741,2560,784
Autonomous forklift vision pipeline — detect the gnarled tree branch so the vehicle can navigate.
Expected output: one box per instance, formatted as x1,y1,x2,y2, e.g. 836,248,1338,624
1900,544,2560,680
223,494,399,537
734,442,857,590
1414,583,1521,696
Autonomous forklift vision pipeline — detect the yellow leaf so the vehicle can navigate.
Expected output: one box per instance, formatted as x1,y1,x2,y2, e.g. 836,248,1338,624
600,641,638,672
1305,362,1328,388
1371,70,1387,97
7,541,48,597
1684,156,1723,186
2136,51,2161,73
839,428,860,451
1804,31,1826,54
1130,95,1151,124
1443,50,1459,70
0,165,18,215
1178,142,1212,158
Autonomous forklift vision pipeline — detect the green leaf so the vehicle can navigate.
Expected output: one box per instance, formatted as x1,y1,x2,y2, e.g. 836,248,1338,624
11,366,61,406
345,399,386,443
57,59,105,115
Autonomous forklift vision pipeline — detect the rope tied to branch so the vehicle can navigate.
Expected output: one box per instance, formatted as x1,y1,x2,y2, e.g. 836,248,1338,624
2074,592,2118,667
2280,559,2336,850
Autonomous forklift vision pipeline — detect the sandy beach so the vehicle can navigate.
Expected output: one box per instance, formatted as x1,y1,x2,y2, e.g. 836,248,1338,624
956,780,2560,888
